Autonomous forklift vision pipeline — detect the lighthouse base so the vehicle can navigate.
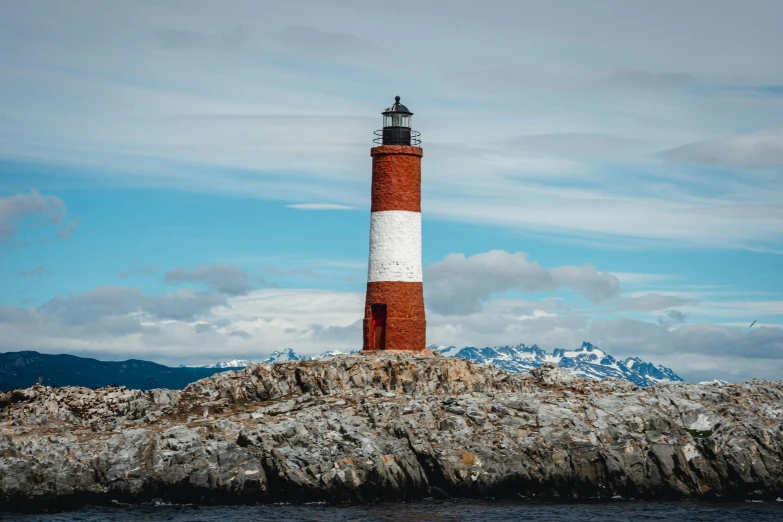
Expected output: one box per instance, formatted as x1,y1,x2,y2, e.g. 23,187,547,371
362,281,426,352
362,317,427,352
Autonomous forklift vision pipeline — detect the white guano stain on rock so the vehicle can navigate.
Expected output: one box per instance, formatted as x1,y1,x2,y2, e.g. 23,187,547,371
682,443,700,461
688,413,716,431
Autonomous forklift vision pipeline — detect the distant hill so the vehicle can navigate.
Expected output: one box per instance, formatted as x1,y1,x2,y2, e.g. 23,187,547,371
0,351,232,391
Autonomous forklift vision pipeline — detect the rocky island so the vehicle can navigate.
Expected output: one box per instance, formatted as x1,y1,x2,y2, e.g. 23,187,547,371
1,351,782,512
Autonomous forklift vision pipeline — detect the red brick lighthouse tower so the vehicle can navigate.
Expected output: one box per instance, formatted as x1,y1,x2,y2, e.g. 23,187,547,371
362,96,425,352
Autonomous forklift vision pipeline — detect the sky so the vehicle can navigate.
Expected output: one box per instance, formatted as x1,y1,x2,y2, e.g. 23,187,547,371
0,0,782,382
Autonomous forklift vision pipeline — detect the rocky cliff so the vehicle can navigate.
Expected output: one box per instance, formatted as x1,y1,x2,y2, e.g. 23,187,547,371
1,351,782,512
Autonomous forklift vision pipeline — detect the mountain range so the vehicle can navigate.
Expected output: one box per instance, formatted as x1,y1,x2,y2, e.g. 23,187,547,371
256,342,683,387
184,359,254,369
0,342,683,392
433,342,683,386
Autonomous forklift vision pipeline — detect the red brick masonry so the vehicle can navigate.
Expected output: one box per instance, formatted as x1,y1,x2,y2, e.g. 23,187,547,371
370,146,423,213
363,145,426,352
363,281,426,351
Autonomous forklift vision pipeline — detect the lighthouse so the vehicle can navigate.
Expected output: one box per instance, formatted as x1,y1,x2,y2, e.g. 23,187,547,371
362,96,426,352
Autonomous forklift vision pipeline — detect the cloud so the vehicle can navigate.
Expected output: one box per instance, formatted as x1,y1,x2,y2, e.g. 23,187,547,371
307,320,363,344
276,26,367,58
424,250,620,315
549,265,621,301
1,281,782,382
659,309,688,326
192,322,215,334
118,264,160,278
612,272,673,285
57,217,80,239
39,286,226,325
510,133,648,160
660,132,783,169
0,189,78,243
427,298,783,382
18,266,50,277
602,69,693,91
614,293,696,312
164,264,254,295
587,318,783,381
286,204,356,210
155,26,249,52
142,290,228,321
2,3,782,253
0,287,365,365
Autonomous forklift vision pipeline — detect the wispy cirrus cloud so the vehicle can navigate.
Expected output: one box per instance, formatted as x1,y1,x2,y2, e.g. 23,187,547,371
612,293,696,313
660,131,783,169
1,1,782,254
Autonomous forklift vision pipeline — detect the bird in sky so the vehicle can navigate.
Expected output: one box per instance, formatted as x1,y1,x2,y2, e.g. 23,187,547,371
749,320,757,329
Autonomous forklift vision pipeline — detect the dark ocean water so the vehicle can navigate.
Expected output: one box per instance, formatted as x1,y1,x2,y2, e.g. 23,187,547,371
3,500,783,522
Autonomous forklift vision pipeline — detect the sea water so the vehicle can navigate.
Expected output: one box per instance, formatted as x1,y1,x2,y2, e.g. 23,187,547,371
3,499,783,522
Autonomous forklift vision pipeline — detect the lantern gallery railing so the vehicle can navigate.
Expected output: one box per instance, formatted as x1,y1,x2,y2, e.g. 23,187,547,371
374,129,421,147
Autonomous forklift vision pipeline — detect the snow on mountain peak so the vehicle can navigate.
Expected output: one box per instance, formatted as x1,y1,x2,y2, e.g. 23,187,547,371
264,348,301,363
186,359,252,369
213,359,252,368
429,342,682,387
196,343,682,387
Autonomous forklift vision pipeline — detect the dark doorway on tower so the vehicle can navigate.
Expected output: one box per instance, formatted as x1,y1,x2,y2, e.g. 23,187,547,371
371,304,387,350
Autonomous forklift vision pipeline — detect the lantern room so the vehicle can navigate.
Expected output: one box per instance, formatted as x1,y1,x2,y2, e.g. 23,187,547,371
375,96,421,146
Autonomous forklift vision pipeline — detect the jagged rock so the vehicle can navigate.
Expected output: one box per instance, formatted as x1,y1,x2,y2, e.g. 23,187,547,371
524,362,575,386
0,351,782,512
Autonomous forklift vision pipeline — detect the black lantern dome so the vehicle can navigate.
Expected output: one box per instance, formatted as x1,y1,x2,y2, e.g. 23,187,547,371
374,96,420,146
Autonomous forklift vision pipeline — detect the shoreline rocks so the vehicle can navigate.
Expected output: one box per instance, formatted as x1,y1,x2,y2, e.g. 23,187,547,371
1,351,782,512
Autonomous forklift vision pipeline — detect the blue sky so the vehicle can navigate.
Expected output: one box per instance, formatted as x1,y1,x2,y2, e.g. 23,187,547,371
1,0,782,382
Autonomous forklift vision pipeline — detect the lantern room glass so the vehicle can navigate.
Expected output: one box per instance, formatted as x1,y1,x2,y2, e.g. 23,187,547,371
383,113,411,128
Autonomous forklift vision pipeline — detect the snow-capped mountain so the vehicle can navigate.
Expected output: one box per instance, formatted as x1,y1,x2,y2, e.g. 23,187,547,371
264,348,358,362
183,359,252,369
192,349,356,368
263,348,303,363
433,342,683,386
435,344,549,374
193,343,681,387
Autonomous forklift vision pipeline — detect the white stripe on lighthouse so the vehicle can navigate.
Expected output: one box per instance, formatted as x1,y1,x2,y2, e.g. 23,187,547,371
368,210,422,283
